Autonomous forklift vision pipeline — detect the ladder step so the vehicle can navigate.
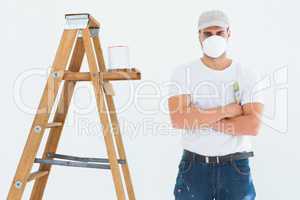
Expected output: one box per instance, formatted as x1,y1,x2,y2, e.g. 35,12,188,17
34,158,111,169
27,171,49,182
63,70,141,81
45,122,63,128
47,153,126,164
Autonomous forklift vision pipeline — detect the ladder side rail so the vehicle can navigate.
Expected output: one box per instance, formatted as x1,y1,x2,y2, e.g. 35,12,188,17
82,28,126,200
7,29,78,200
30,37,85,199
93,35,136,200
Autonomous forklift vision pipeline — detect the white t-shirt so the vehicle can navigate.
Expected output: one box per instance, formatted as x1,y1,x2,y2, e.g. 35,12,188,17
168,58,264,156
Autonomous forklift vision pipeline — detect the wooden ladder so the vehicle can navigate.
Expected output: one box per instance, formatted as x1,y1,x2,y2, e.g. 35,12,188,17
7,13,140,200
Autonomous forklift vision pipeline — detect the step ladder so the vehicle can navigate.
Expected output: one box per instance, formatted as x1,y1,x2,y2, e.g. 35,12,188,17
7,13,140,200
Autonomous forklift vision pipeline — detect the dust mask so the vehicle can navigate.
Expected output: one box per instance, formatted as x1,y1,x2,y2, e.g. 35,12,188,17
202,35,228,58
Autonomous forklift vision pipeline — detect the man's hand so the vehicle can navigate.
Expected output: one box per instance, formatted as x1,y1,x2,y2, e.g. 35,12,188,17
223,103,243,118
212,103,264,136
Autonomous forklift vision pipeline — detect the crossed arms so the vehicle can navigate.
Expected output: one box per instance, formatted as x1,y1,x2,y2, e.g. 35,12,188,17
168,94,264,136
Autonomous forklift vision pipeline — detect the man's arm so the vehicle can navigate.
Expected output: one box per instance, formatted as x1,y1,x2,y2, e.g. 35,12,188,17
211,103,264,136
168,94,242,129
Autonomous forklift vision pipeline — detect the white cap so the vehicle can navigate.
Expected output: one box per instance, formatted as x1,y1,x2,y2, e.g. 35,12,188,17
197,10,230,31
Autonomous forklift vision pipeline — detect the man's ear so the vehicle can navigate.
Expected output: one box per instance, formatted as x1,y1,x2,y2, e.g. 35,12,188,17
198,31,203,48
227,28,231,38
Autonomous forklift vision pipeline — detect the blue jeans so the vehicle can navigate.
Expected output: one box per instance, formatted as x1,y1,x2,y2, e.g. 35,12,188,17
173,151,256,200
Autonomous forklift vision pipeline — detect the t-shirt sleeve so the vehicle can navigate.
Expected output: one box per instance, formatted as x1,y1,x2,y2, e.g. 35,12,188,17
168,65,191,98
240,67,266,105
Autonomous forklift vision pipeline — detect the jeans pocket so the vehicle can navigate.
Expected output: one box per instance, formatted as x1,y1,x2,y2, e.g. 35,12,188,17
230,159,251,176
178,159,193,175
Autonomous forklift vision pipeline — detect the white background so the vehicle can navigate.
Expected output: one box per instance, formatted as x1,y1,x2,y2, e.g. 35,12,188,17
1,0,299,199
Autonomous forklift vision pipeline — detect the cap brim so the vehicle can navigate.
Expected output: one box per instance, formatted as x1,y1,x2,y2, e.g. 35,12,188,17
198,20,229,31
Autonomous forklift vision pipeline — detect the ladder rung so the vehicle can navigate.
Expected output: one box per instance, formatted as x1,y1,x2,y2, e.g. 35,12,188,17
45,122,63,128
34,158,111,169
27,171,49,182
63,70,141,81
47,153,126,164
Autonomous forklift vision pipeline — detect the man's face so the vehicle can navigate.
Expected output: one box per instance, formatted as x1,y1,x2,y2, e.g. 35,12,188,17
199,26,230,46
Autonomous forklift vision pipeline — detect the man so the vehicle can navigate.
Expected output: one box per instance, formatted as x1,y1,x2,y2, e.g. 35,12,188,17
168,10,264,200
